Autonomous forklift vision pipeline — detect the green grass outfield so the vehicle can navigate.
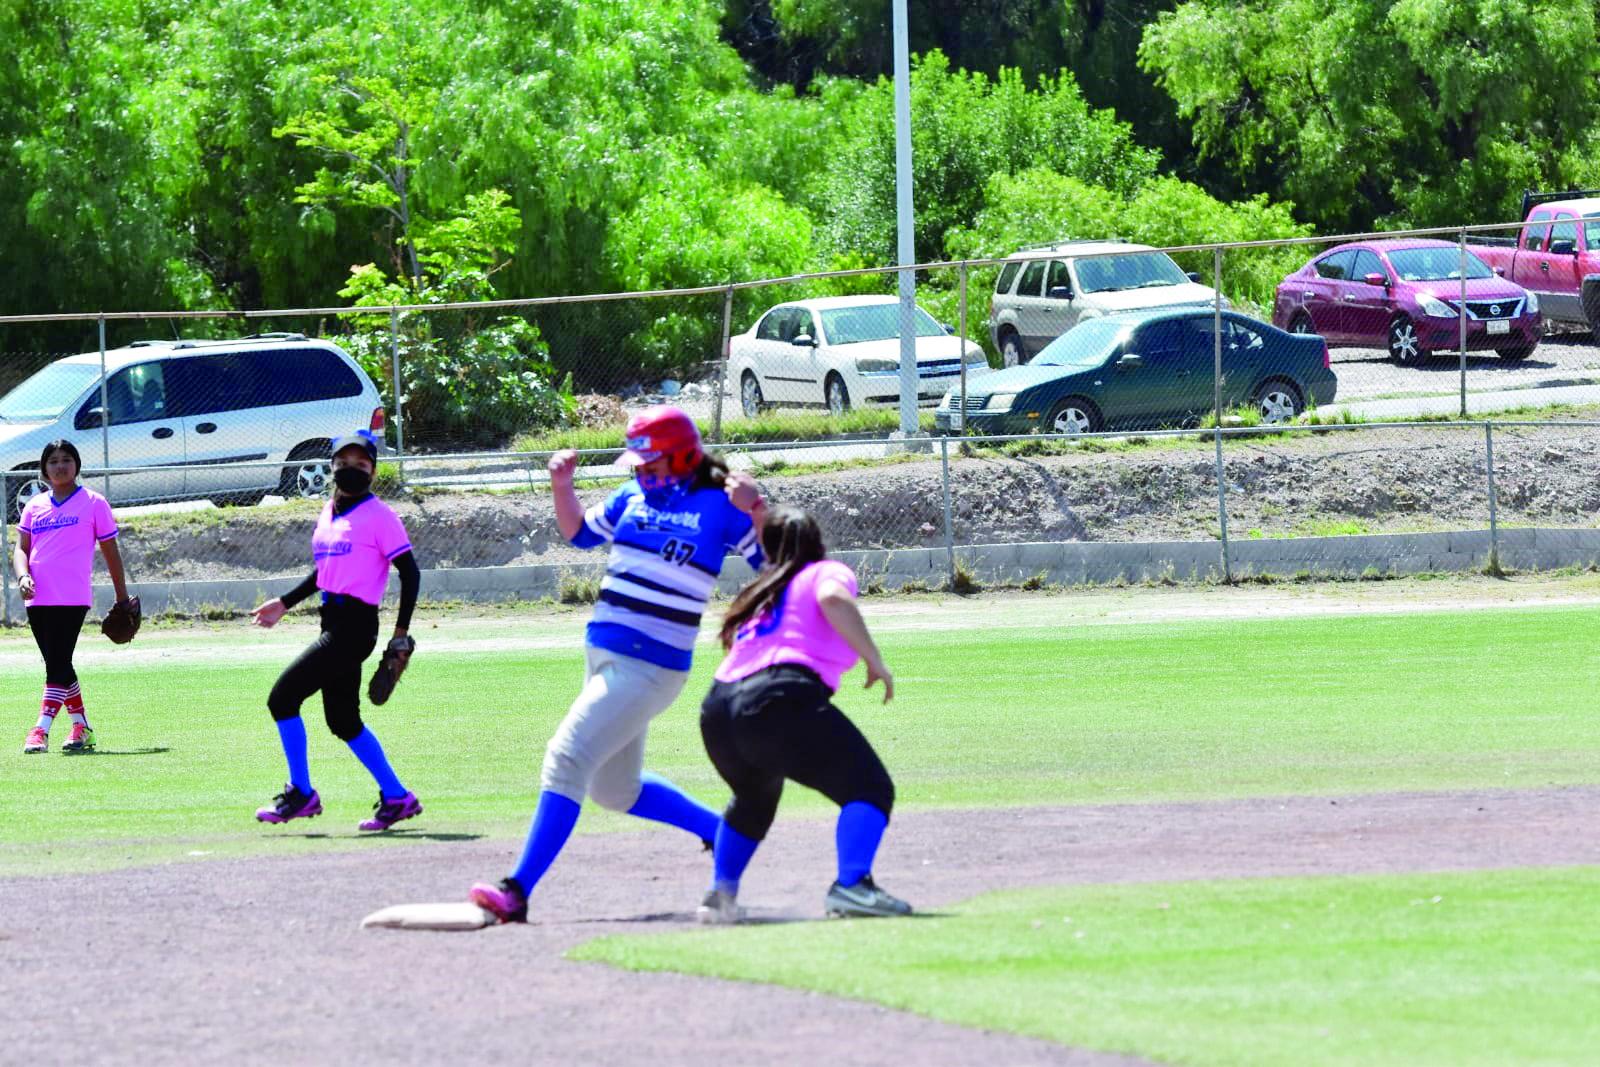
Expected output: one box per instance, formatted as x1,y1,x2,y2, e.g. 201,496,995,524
2,600,1597,875
573,867,1600,1067
2,595,1597,1065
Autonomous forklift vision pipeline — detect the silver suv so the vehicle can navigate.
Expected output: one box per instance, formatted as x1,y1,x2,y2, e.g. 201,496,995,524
989,240,1225,365
0,333,384,517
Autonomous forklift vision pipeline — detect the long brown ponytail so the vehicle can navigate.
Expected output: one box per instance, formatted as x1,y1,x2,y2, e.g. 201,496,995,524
719,505,827,649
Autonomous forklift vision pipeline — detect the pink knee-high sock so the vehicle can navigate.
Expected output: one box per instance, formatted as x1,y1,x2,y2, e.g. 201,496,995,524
37,685,66,733
61,681,88,727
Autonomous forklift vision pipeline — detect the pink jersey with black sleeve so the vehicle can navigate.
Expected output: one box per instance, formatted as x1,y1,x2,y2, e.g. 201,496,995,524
713,559,860,691
310,495,412,606
18,486,118,607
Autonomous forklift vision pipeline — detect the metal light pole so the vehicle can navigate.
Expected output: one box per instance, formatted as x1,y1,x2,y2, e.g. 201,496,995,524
892,0,917,435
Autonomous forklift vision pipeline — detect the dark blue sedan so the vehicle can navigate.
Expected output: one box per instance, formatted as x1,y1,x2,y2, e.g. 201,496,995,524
934,308,1337,435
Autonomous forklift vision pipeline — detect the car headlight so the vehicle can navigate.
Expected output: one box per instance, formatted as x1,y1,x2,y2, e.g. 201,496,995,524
855,358,897,373
964,347,987,365
1418,294,1454,318
1525,291,1540,315
985,393,1018,412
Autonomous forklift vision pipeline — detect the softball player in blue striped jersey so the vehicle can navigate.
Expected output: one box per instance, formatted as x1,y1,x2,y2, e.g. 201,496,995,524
470,406,766,922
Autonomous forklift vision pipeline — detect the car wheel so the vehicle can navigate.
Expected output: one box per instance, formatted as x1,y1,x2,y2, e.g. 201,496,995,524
1046,397,1100,436
740,372,766,418
279,442,333,499
1388,317,1426,365
1254,380,1303,423
6,472,47,523
1000,331,1025,367
1288,312,1315,335
1495,344,1533,361
825,374,850,416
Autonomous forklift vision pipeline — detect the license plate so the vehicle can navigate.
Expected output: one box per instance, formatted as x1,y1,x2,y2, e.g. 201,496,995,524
948,412,964,430
1487,319,1510,334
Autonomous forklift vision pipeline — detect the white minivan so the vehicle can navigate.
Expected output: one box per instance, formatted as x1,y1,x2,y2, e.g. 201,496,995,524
0,333,384,518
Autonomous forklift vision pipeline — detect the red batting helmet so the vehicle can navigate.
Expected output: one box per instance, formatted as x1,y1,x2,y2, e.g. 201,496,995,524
619,405,703,481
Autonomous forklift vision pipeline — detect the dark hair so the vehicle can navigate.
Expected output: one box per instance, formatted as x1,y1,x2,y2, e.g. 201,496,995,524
39,439,81,478
719,505,827,649
689,451,728,491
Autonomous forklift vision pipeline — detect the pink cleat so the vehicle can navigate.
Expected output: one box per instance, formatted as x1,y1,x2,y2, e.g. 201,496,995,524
358,791,421,831
468,878,528,924
256,785,322,823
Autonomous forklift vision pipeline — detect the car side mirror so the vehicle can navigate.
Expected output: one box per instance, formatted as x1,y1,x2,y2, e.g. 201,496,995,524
791,333,816,347
1363,272,1388,288
1118,353,1144,367
1549,239,1577,256
1493,265,1506,276
1047,285,1073,300
1186,272,1201,283
75,407,106,430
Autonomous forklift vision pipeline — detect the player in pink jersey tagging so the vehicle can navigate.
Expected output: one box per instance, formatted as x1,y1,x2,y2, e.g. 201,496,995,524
14,440,132,754
251,430,423,831
695,504,911,922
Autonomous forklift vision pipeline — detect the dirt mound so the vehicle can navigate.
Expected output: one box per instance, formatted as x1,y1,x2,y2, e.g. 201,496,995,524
112,424,1600,583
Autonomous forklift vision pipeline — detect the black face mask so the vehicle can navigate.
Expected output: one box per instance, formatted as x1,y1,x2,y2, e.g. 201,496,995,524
333,466,372,494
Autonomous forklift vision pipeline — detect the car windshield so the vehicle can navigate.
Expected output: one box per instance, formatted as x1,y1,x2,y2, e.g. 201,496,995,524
1074,253,1190,294
1033,320,1130,367
0,362,102,421
818,304,946,345
1386,247,1495,282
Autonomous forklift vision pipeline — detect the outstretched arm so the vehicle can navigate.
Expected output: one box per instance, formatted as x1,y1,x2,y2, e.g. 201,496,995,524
724,470,767,527
817,577,892,703
548,449,586,541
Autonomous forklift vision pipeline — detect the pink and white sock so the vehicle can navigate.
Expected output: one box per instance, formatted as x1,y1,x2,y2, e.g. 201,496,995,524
62,682,88,728
37,685,66,734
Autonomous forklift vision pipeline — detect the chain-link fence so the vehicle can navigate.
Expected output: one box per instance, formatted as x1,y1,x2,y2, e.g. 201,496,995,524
5,225,1600,619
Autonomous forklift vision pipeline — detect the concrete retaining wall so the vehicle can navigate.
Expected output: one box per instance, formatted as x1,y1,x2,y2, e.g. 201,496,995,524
8,527,1600,621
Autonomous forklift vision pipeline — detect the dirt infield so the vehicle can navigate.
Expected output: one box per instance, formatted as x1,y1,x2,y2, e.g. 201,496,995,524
2,785,1596,1067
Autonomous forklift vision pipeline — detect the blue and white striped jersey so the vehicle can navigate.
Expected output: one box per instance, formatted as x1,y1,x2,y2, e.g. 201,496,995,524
572,479,763,670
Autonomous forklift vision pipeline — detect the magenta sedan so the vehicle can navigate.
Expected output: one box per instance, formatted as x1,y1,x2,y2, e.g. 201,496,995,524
1272,239,1541,364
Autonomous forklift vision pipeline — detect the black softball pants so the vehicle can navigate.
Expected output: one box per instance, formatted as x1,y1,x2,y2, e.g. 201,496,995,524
699,664,895,842
27,605,89,687
268,599,379,743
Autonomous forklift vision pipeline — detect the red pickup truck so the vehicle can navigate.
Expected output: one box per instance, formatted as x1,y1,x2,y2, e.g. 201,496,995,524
1469,191,1600,331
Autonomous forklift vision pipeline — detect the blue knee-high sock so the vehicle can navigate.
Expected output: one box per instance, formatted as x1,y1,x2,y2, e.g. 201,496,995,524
275,717,312,795
625,770,721,842
346,727,406,798
509,790,583,894
836,801,889,887
711,822,761,895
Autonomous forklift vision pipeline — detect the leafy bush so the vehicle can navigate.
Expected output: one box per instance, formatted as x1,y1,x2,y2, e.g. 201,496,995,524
336,191,574,448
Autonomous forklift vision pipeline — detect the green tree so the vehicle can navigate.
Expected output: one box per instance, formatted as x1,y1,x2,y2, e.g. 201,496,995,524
814,53,1158,267
273,25,569,446
1,0,217,350
1139,0,1600,230
945,170,1310,325
337,189,571,447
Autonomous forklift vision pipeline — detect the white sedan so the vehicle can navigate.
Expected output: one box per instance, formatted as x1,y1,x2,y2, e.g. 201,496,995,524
728,295,991,417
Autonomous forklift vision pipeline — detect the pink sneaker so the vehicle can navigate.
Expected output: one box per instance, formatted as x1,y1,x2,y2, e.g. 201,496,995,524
468,878,528,923
358,791,421,831
23,727,47,754
61,723,96,753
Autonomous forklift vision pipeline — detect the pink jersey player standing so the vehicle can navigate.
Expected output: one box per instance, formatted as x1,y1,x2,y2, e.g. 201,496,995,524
15,439,132,754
